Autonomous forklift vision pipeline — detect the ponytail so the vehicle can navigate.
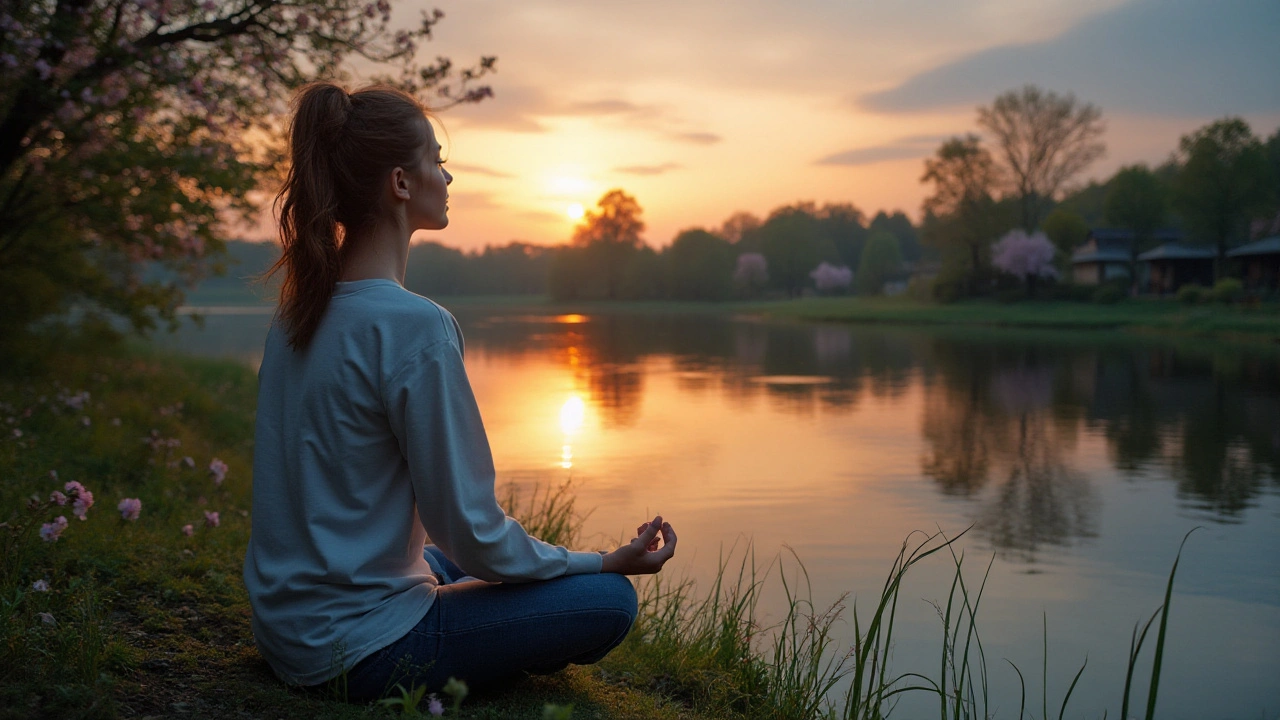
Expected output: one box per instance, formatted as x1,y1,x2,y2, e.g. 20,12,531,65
268,82,431,349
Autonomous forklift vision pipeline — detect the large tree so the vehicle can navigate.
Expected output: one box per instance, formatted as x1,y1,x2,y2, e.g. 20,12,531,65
1104,164,1169,287
1173,117,1272,278
0,1,493,339
977,85,1106,232
571,188,647,300
920,134,1003,294
754,205,838,297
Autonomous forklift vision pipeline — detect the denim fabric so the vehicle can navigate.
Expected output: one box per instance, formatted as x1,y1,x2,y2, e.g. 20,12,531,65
339,546,637,702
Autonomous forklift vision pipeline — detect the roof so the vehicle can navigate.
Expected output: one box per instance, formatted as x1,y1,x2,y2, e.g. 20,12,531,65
1226,236,1280,258
1089,228,1184,243
1137,243,1215,261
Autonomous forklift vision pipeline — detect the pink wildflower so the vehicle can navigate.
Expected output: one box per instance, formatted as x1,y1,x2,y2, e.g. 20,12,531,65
11,429,20,438
182,524,194,537
204,511,220,528
40,516,68,542
81,416,91,427
118,498,142,521
49,491,67,506
428,696,444,716
182,456,195,469
32,579,50,592
209,458,228,486
65,482,94,520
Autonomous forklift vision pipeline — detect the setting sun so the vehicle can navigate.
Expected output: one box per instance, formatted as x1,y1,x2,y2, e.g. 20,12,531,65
566,203,585,221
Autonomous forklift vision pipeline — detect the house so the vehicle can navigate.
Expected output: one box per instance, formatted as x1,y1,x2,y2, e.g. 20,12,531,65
1070,228,1184,285
1137,243,1214,295
1226,236,1280,292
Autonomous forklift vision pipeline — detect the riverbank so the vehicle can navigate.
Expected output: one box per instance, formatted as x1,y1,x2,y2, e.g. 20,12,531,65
756,296,1280,342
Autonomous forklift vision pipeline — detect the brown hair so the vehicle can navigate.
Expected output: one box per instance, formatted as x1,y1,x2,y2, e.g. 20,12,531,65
268,82,431,349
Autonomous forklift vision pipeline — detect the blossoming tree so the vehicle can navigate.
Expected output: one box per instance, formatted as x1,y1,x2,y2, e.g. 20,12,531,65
0,0,494,338
991,229,1058,296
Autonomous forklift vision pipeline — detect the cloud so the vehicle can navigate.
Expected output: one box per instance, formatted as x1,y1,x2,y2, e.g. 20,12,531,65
614,162,683,176
860,0,1280,116
669,131,721,145
815,135,947,167
446,163,514,179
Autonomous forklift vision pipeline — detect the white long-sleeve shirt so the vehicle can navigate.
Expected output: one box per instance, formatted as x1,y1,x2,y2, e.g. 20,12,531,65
243,279,602,685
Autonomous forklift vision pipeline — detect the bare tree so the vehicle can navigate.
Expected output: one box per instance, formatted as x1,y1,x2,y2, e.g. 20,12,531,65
978,86,1106,231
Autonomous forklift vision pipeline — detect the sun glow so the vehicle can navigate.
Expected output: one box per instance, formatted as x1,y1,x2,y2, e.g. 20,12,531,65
566,203,585,220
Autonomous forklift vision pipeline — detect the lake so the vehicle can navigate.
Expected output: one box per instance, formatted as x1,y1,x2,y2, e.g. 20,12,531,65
156,303,1280,719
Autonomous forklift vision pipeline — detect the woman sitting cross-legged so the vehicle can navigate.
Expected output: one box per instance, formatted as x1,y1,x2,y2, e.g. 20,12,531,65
243,81,677,702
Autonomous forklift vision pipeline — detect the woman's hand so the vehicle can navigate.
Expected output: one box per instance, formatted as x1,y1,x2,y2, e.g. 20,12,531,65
600,515,676,575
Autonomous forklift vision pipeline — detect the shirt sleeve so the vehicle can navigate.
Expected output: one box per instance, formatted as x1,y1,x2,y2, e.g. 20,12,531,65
383,339,602,582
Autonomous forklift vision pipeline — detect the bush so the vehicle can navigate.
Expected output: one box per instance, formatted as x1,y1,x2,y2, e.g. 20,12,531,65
1092,284,1125,304
931,273,965,304
1177,283,1207,304
1211,278,1245,304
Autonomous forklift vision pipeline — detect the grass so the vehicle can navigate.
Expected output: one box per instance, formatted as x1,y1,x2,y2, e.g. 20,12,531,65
0,341,1198,719
758,296,1280,343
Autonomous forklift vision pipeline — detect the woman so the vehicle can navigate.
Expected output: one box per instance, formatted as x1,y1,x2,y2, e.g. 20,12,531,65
244,82,676,702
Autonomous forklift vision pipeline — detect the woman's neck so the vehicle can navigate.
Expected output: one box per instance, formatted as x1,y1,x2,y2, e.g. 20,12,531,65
339,221,410,285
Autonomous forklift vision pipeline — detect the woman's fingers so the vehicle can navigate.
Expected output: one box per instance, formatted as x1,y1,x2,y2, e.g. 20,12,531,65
655,522,677,561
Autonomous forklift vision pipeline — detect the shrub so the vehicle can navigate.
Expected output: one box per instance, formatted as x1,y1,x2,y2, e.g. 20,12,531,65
1211,278,1245,304
1177,283,1206,304
1092,284,1125,304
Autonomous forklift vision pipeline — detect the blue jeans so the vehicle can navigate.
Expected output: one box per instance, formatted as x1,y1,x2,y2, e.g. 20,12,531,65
339,546,637,702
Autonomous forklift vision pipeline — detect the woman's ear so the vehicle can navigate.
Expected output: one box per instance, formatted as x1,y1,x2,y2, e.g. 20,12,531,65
388,166,411,201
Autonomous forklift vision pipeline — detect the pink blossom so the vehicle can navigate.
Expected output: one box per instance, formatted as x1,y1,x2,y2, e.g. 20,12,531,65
427,696,444,716
32,579,50,592
209,458,227,486
203,511,220,528
809,262,853,292
734,253,769,286
182,524,194,537
65,481,94,520
49,491,67,506
118,498,142,521
182,456,195,469
40,516,68,542
992,229,1058,280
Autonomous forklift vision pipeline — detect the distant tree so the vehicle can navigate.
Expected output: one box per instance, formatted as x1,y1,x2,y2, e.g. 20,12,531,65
1041,207,1090,263
404,241,469,296
991,229,1057,296
810,262,853,294
718,211,761,244
572,189,646,299
665,228,736,301
921,134,1003,295
620,245,665,300
0,1,493,341
733,252,768,296
1173,118,1272,278
816,203,868,270
756,207,839,297
855,230,903,295
978,85,1106,231
1105,164,1169,287
868,210,922,263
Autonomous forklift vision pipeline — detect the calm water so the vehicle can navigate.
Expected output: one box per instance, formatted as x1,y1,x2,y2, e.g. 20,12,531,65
157,305,1280,719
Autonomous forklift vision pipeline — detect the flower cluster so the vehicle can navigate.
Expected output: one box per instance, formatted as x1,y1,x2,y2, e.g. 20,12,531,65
118,498,142,522
63,481,94,521
209,458,228,486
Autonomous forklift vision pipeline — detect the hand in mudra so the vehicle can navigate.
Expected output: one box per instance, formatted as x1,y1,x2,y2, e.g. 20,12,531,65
600,515,676,575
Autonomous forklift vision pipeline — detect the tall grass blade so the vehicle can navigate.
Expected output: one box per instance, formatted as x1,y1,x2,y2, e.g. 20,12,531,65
1121,607,1160,720
1144,528,1200,720
1005,659,1026,720
1057,656,1087,720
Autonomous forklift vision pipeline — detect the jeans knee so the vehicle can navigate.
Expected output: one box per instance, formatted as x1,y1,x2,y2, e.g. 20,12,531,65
598,573,638,625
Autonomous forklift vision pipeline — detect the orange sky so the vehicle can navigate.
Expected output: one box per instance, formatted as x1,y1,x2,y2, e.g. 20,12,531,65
253,0,1280,252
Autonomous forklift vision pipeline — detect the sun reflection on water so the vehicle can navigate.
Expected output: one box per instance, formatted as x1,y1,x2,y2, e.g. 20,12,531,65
559,395,586,468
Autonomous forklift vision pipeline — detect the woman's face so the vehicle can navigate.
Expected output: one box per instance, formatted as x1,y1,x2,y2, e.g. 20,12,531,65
407,120,452,231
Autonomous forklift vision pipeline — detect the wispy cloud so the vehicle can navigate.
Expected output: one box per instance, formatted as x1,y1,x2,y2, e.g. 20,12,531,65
447,163,515,179
668,131,721,145
815,135,947,167
614,162,683,176
860,0,1280,116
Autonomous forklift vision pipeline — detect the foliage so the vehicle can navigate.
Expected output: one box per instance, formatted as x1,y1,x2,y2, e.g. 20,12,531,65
1104,165,1169,244
755,206,840,297
1040,207,1089,261
810,262,853,294
855,231,903,296
404,241,552,298
1173,117,1273,276
1092,284,1125,304
921,135,1004,297
1210,278,1245,304
977,85,1106,231
868,210,923,263
0,0,494,342
717,211,761,244
562,189,647,300
1177,283,1207,305
665,229,736,301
